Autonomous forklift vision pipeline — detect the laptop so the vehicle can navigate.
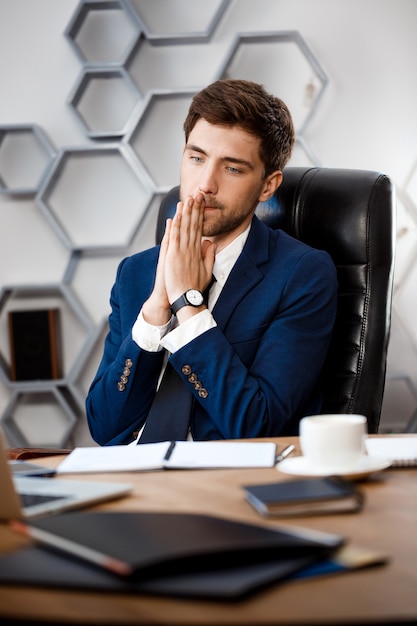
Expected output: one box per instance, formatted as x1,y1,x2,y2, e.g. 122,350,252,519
0,430,132,520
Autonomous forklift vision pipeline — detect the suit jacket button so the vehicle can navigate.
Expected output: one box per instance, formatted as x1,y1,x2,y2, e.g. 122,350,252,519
125,359,133,368
198,388,208,398
182,365,192,375
117,382,126,391
188,373,198,383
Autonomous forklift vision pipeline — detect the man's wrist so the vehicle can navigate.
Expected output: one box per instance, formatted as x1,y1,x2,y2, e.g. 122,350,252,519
142,298,172,327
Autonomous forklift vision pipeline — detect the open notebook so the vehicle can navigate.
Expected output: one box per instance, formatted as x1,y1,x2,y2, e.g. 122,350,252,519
365,436,417,467
0,430,132,520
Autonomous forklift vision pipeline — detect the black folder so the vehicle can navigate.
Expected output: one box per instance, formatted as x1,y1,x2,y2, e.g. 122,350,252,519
7,511,344,599
0,543,318,600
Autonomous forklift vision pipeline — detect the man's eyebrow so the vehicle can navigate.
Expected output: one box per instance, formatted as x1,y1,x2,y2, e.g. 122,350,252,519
184,143,255,170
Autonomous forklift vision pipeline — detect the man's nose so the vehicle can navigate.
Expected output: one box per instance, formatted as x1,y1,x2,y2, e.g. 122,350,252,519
198,165,218,195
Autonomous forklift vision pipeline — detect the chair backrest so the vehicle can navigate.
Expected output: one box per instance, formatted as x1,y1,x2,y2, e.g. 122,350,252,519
156,167,396,433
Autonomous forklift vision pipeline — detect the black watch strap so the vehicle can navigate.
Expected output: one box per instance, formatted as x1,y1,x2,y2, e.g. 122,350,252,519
170,289,204,315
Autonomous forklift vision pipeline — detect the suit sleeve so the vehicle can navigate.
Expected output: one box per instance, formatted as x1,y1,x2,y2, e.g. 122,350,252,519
85,255,164,445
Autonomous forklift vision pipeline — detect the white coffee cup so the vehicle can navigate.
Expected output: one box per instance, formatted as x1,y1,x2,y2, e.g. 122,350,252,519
299,414,367,473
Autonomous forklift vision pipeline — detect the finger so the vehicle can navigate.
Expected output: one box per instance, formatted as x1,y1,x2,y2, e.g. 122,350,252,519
201,240,217,279
194,193,205,239
186,195,205,251
169,201,184,248
178,196,194,248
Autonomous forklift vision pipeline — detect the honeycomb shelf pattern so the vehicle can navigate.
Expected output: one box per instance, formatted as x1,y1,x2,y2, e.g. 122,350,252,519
0,125,56,197
0,0,408,444
68,67,142,139
36,144,154,252
64,0,142,66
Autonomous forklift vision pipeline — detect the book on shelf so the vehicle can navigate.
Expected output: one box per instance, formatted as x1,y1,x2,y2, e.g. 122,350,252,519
365,436,417,467
244,476,364,517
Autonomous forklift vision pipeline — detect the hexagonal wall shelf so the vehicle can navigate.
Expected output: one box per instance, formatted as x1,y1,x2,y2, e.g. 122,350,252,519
127,0,230,44
404,159,417,214
36,145,154,252
124,90,196,190
66,317,109,409
0,4,344,443
68,67,142,139
217,31,328,135
0,283,94,386
380,373,417,433
291,136,321,167
65,0,142,66
1,387,78,447
0,125,56,196
391,194,417,289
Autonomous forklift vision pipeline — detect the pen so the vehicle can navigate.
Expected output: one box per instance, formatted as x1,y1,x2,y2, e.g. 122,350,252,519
275,444,295,464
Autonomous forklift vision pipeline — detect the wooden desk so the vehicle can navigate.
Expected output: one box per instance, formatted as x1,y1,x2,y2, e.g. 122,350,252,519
0,436,416,625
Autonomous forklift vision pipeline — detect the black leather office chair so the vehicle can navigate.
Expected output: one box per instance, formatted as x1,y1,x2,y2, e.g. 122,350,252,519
156,167,396,433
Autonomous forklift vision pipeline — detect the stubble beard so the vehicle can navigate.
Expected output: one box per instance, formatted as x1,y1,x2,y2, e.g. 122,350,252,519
202,201,257,237
202,211,245,237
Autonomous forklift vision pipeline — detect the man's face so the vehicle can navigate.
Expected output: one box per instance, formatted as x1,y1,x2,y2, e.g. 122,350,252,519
180,119,272,248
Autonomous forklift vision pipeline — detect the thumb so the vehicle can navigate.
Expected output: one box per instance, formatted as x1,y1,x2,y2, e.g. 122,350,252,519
201,240,217,273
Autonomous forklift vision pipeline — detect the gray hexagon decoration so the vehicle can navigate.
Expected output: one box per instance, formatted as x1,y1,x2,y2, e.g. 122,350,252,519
124,90,196,190
65,0,142,66
61,189,165,329
0,5,345,444
36,145,154,252
66,317,110,410
68,67,142,139
126,0,231,44
404,159,417,216
0,125,56,196
218,31,328,135
0,283,95,387
380,373,417,433
391,191,417,291
1,387,78,447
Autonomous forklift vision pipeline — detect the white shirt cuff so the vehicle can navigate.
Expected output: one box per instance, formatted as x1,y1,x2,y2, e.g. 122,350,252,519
161,309,217,353
132,310,174,352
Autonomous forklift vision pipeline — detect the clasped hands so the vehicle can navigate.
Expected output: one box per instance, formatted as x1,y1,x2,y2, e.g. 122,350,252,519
142,193,217,326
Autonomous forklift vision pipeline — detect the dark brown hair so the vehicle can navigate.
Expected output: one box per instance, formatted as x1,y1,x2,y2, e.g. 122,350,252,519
183,79,295,175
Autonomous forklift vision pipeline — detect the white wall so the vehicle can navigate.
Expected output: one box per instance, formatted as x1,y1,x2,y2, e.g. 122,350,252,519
1,0,416,445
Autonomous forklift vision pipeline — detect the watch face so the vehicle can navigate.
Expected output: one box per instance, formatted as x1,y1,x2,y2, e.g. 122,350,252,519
186,289,204,306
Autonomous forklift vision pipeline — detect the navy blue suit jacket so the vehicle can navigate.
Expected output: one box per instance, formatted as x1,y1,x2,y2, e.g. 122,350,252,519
86,217,337,445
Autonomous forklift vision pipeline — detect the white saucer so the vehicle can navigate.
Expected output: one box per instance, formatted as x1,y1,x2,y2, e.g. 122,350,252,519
278,455,392,480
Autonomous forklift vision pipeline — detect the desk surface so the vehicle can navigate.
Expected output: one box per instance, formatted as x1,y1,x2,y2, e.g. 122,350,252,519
1,436,417,625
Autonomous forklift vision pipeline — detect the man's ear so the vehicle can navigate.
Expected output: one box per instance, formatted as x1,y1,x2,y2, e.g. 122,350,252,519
258,170,283,202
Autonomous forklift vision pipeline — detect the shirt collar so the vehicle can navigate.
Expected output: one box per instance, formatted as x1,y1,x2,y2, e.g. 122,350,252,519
211,222,252,288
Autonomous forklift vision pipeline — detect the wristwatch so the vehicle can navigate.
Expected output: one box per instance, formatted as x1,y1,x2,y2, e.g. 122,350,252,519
170,289,204,315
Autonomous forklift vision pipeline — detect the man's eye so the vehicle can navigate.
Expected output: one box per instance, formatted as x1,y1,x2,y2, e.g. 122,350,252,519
191,156,203,163
227,166,241,174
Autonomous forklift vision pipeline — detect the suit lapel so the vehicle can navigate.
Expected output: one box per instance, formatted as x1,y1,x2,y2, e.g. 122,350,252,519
212,217,272,330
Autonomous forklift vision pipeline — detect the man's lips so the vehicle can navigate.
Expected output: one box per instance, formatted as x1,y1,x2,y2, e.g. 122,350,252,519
201,196,223,210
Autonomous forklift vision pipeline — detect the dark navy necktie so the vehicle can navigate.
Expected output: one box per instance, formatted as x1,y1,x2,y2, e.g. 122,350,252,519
138,276,216,444
138,361,192,443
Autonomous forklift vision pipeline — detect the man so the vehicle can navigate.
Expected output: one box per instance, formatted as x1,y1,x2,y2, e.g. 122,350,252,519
86,79,337,445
